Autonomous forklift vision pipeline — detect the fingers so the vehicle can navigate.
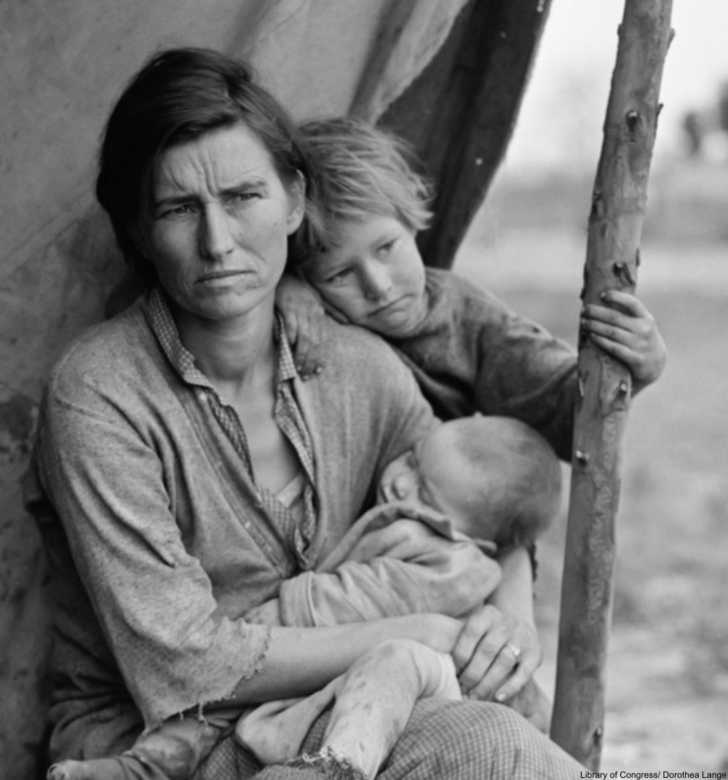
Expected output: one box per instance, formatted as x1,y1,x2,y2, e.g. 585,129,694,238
453,606,545,703
587,334,639,365
581,312,635,346
293,318,326,379
451,604,500,675
582,300,653,334
294,338,325,380
494,644,541,702
453,606,520,699
281,309,300,348
600,289,649,316
462,634,522,701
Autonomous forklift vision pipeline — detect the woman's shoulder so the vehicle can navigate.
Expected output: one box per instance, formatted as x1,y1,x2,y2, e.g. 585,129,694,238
322,317,407,371
318,318,426,402
47,302,154,401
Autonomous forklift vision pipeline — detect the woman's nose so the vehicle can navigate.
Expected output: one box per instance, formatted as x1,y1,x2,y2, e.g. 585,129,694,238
363,261,393,300
199,205,235,261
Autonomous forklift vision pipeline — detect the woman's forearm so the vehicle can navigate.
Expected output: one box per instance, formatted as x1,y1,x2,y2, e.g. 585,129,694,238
489,546,536,626
226,613,461,705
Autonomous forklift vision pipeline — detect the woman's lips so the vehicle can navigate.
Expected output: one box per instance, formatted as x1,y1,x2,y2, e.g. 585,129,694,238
197,270,250,284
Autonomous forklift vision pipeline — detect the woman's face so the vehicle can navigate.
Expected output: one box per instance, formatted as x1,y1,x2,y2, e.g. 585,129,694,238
140,122,303,324
302,215,427,338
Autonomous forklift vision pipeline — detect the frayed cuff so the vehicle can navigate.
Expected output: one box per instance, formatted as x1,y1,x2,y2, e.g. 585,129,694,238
285,747,367,779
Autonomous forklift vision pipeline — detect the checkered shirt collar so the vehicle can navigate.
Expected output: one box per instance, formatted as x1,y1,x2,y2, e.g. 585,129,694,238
143,287,297,387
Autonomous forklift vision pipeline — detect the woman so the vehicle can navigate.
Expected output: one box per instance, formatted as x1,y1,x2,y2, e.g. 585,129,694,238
32,48,580,778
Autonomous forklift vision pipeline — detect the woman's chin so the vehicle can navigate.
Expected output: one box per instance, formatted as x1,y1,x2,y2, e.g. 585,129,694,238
176,289,275,325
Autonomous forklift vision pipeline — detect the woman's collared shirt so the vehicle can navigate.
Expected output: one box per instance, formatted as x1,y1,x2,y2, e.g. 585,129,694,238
31,288,434,755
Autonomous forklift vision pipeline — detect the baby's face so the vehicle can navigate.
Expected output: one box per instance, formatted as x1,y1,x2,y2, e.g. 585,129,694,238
302,214,428,338
379,448,427,505
379,426,470,523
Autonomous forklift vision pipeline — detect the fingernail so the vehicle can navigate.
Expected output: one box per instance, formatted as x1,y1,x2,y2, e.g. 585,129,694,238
314,366,323,374
495,692,506,702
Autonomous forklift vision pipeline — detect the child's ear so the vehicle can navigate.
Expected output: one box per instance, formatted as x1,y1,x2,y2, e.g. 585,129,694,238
286,171,306,234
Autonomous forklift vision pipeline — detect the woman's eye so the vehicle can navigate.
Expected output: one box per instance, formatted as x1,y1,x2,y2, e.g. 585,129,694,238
230,191,260,205
158,203,196,219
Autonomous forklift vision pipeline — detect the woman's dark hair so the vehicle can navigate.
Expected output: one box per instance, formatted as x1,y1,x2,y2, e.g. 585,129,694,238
96,47,309,285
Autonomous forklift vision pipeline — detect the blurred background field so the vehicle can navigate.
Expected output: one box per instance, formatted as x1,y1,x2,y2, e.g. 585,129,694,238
451,1,728,769
455,116,728,776
457,163,728,771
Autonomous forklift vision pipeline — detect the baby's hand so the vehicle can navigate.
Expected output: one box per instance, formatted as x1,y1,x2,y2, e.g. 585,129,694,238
275,275,327,380
581,289,667,393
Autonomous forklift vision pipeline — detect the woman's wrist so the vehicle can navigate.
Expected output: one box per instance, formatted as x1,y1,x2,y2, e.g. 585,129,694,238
406,613,461,653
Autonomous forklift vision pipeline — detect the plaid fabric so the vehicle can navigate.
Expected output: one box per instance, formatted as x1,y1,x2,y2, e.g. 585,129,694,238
145,289,318,567
197,700,583,779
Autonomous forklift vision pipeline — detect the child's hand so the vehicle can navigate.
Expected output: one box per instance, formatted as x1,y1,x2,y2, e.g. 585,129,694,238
275,275,327,380
581,290,667,393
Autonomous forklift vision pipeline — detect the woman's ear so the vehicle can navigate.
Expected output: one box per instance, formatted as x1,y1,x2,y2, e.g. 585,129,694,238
285,171,306,234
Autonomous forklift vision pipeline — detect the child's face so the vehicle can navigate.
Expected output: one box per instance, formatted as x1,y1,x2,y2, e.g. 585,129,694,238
302,214,428,338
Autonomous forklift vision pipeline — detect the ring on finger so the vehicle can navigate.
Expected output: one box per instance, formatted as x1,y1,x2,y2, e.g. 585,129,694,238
504,642,521,661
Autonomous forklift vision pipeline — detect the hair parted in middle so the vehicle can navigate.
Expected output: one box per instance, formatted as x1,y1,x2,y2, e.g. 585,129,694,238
292,117,433,263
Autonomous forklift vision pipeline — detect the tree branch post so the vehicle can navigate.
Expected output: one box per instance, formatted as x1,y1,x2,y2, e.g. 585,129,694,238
550,0,673,769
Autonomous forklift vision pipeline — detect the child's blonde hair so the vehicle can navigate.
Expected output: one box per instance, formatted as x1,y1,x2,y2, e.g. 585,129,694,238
292,117,433,261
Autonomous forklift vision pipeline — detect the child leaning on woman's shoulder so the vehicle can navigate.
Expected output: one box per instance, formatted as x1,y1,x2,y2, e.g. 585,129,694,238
279,116,667,464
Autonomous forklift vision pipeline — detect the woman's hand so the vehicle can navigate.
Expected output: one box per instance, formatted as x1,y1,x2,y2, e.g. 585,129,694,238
581,290,667,393
451,603,542,703
275,274,327,379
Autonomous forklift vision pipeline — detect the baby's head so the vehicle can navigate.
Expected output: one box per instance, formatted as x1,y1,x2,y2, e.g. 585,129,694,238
292,117,432,338
380,416,562,548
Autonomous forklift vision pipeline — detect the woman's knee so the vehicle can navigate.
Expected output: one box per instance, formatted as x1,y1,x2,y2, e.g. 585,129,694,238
382,699,580,779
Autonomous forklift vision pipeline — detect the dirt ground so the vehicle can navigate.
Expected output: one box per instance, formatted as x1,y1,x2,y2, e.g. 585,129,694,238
457,162,728,772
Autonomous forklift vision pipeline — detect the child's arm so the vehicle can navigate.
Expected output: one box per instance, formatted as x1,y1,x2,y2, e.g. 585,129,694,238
262,506,501,627
237,639,459,776
318,639,459,778
581,290,667,393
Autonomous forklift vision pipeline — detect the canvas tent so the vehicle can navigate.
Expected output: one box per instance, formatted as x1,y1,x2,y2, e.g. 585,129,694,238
0,2,553,777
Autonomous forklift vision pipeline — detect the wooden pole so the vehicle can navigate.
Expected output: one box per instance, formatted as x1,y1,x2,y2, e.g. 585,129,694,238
550,0,672,769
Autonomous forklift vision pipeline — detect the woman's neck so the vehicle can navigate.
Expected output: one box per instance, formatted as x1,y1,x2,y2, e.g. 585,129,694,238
173,304,277,393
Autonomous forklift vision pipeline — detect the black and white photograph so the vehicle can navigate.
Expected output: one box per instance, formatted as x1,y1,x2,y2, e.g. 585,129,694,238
1,2,726,778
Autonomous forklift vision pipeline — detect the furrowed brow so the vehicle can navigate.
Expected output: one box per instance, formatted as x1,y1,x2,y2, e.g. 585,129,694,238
153,193,196,209
220,177,268,196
